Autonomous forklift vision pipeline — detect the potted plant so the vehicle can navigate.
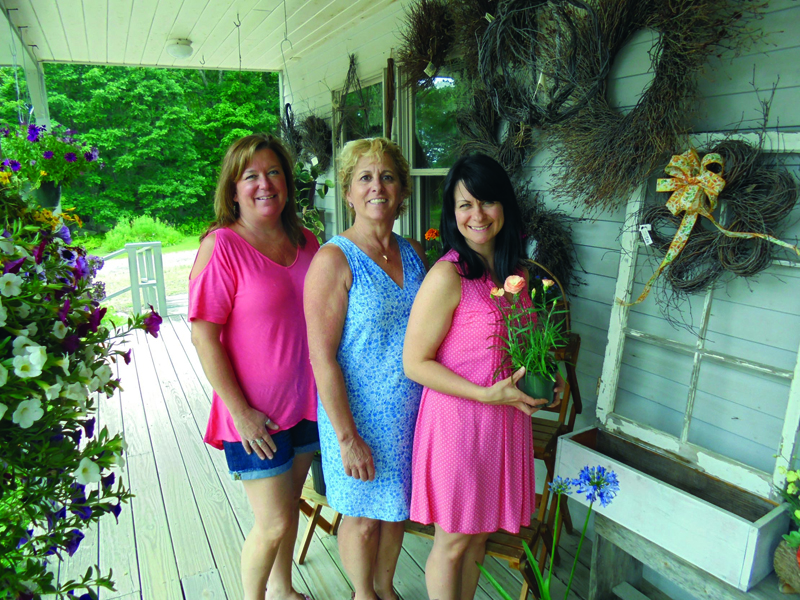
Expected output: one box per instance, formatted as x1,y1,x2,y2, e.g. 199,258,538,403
424,227,442,264
293,160,333,242
490,270,569,403
774,467,800,592
0,123,102,209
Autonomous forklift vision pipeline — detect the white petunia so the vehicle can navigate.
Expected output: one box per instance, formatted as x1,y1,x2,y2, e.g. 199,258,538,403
13,354,43,379
112,452,126,471
84,346,95,362
74,457,102,485
0,273,23,297
52,321,67,339
87,376,101,393
43,381,62,400
26,345,47,369
12,336,36,357
15,303,30,319
0,364,7,387
78,364,92,380
24,322,37,337
94,364,113,385
12,398,44,429
0,402,7,420
0,236,14,254
64,382,87,402
0,303,7,327
54,356,70,376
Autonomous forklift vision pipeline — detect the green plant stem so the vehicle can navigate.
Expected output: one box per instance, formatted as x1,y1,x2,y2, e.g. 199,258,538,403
546,492,562,590
565,501,594,599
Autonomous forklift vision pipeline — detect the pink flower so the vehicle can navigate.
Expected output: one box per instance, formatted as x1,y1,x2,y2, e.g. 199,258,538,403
542,279,555,290
490,287,505,297
143,306,162,338
503,275,525,295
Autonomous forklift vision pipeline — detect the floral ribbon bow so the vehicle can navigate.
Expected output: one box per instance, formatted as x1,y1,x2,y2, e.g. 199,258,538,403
624,148,799,306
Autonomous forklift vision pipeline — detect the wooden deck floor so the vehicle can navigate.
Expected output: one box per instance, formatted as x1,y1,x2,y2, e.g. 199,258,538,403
53,314,596,600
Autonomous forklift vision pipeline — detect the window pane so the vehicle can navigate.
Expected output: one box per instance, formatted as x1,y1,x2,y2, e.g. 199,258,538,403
342,82,383,142
414,77,462,169
420,176,445,234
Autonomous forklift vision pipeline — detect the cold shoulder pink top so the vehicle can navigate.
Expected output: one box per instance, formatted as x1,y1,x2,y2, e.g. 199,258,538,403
188,227,319,449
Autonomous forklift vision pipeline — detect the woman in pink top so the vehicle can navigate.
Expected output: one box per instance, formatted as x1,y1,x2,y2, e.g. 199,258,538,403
404,154,562,600
189,134,318,600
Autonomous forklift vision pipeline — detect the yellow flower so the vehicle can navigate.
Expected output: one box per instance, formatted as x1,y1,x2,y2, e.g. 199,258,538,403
490,287,505,298
794,509,800,521
40,170,47,177
0,172,10,185
787,470,799,483
542,278,555,290
788,483,798,495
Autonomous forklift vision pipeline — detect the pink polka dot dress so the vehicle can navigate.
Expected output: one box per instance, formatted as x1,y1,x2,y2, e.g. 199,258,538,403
409,250,536,534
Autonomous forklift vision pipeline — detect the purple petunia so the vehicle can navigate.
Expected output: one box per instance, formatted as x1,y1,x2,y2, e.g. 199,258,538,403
0,126,9,137
64,529,85,557
27,124,42,142
143,306,163,338
62,334,81,354
3,257,25,274
16,528,33,549
109,501,122,523
70,504,93,521
56,225,72,244
32,239,48,265
8,159,20,172
122,349,132,365
84,146,99,162
64,152,77,163
102,472,116,489
82,417,95,438
58,298,71,323
46,505,67,531
43,150,54,159
88,307,106,333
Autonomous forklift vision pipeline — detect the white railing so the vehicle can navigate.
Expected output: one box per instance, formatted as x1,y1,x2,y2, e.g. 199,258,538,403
103,242,168,317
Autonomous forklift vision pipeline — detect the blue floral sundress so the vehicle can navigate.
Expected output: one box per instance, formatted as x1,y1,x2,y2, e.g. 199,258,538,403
317,234,425,521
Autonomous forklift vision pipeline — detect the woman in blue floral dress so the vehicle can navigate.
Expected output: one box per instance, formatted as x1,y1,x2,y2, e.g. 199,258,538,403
305,138,427,600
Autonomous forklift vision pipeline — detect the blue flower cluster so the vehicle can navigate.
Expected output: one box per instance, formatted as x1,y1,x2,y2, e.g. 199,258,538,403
548,465,620,508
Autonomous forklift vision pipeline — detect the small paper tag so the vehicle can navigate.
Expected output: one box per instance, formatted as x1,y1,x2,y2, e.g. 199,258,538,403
639,224,653,246
423,61,436,78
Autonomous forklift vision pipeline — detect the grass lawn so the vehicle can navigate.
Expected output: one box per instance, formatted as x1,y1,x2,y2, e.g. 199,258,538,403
94,234,200,259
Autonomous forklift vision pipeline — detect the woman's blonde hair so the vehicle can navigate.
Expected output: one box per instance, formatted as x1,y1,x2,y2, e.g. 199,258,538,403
338,137,411,220
201,133,304,246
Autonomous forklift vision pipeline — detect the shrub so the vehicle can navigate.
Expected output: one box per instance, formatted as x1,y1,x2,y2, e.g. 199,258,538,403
102,216,183,252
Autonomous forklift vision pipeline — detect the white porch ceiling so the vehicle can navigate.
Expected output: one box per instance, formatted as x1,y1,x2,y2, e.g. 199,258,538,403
1,0,390,71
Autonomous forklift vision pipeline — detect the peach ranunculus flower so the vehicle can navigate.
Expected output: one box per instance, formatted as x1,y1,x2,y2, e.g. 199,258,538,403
542,278,555,290
425,228,440,241
490,287,505,297
503,275,525,295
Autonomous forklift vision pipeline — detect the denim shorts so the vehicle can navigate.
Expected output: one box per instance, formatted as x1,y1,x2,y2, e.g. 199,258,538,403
222,419,320,481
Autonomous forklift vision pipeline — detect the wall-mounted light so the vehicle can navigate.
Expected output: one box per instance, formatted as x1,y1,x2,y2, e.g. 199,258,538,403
166,39,193,59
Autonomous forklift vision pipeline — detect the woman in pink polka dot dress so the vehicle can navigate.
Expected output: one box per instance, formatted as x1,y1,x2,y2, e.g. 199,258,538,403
404,154,562,600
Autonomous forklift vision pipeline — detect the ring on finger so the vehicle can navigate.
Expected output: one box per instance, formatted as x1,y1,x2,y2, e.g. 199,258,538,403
265,417,272,426
254,438,264,446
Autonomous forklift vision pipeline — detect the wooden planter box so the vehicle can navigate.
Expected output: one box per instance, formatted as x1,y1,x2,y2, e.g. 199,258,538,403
556,427,789,591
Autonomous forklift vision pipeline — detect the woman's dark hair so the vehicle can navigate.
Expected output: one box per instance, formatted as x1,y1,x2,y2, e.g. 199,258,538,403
440,153,525,281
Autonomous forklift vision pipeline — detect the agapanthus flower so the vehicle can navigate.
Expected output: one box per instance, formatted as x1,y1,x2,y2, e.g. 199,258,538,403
42,150,54,159
572,465,620,508
143,306,163,338
549,475,573,496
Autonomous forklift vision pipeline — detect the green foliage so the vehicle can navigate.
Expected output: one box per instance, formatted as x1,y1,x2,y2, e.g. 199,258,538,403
294,160,333,242
0,64,280,231
414,76,462,168
102,215,184,252
0,184,163,598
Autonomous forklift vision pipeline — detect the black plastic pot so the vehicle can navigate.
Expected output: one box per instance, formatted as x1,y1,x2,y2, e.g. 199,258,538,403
311,452,326,496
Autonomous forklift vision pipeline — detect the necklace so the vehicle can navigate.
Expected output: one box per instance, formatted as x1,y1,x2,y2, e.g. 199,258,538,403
353,229,392,264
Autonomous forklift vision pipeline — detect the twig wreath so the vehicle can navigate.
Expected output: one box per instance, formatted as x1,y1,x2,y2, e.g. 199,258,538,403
397,0,456,91
634,139,799,308
334,54,370,143
299,115,332,172
517,182,584,296
280,103,303,159
478,0,607,126
547,0,767,212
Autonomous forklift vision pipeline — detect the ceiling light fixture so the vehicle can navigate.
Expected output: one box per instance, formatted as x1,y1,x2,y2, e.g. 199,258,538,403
166,39,193,59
